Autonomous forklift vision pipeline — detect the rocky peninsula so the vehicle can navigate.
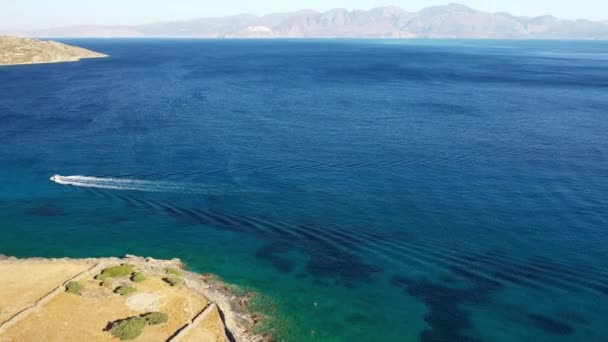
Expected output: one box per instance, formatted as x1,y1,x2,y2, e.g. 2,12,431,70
0,36,107,66
0,255,270,342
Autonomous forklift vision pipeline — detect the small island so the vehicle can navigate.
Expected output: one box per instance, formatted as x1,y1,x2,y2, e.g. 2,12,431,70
0,255,270,341
0,36,107,66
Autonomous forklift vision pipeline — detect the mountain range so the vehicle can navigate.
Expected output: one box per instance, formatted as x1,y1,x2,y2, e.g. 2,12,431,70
9,4,608,39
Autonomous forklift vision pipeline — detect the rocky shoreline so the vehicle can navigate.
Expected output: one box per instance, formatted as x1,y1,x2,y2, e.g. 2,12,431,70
0,254,271,342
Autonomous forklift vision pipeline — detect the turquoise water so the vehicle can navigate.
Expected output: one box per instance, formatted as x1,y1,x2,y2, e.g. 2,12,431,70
1,39,607,341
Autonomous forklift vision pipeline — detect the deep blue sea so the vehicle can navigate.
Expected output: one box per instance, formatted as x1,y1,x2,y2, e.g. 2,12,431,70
1,39,607,341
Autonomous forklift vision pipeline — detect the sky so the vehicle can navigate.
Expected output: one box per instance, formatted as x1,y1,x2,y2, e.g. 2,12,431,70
2,0,607,31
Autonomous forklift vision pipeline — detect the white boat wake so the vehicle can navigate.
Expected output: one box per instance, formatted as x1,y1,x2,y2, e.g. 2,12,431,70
50,174,242,194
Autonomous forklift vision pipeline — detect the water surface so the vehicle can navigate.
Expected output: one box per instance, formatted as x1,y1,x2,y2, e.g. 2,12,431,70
1,39,607,341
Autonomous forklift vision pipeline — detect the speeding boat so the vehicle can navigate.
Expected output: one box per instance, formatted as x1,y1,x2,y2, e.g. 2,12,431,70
50,174,66,184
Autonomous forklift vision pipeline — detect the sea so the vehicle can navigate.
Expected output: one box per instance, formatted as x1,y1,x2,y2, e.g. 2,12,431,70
1,39,607,341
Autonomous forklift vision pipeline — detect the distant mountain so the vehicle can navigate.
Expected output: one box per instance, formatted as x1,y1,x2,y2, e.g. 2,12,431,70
16,4,608,39
0,36,107,66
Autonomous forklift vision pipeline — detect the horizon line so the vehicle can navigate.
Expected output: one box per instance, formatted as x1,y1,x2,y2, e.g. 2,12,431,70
4,3,607,32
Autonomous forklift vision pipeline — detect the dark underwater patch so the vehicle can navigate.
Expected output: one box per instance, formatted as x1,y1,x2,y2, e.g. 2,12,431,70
392,270,500,342
598,286,608,295
296,219,382,283
345,312,372,324
253,222,382,283
27,203,64,217
392,250,585,342
407,281,483,342
528,314,573,335
558,311,589,325
106,194,381,284
306,251,381,284
261,220,382,282
255,243,294,273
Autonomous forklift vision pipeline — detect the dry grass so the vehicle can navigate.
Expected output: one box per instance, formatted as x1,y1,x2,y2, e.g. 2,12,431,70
178,304,230,342
0,261,93,323
0,260,230,342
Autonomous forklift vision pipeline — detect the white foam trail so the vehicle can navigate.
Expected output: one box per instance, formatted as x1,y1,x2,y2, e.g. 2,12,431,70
49,174,243,194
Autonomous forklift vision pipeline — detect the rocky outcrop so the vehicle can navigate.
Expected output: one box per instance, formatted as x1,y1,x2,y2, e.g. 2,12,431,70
0,36,107,66
0,255,270,342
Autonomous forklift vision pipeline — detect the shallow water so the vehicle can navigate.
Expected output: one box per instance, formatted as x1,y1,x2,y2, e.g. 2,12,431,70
1,39,607,341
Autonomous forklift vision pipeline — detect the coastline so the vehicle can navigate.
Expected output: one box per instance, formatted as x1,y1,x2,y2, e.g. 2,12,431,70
0,36,108,66
0,254,270,342
0,54,108,66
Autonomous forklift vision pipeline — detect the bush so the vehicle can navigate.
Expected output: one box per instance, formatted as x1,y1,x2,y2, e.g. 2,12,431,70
97,264,134,280
100,280,113,289
131,272,146,283
163,276,183,287
166,267,183,276
115,285,137,296
142,312,168,325
108,317,146,340
66,281,84,295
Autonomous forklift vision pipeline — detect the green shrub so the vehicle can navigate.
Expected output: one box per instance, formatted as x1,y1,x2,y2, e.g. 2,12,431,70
66,281,84,295
131,272,146,283
163,276,183,287
115,285,137,296
97,264,134,280
165,267,183,276
100,280,113,289
142,312,168,325
108,317,146,340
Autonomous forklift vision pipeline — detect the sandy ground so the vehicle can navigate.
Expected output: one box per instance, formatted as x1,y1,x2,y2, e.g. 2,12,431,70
178,304,230,342
0,260,94,323
0,256,266,342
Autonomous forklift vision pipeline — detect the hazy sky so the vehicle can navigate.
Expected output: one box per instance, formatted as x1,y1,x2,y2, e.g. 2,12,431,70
2,0,606,30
